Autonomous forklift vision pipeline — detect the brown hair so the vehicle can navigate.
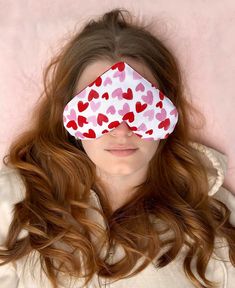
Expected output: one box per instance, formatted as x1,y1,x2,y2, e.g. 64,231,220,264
0,7,234,288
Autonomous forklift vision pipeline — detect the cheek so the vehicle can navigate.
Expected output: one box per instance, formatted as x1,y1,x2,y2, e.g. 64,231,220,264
81,142,104,165
80,141,96,158
145,142,159,160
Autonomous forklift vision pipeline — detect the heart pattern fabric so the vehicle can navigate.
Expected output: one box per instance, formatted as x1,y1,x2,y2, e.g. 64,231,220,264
63,61,178,140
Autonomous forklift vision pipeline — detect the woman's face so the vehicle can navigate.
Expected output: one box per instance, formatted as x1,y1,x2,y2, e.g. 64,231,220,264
76,59,160,176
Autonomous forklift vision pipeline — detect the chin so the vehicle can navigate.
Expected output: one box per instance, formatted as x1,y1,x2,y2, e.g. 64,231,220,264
109,167,135,175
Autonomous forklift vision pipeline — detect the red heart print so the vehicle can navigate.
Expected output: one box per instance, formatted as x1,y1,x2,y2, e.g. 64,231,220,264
77,115,88,127
88,89,99,101
158,118,170,130
77,101,89,112
66,120,77,130
164,133,169,139
94,76,102,86
135,133,143,138
97,113,109,126
102,92,109,100
122,88,133,100
156,101,163,109
151,83,158,89
83,129,96,138
89,76,102,87
159,91,164,100
130,126,138,131
123,112,134,123
108,121,120,129
111,62,125,71
136,102,147,113
145,129,153,135
102,129,109,134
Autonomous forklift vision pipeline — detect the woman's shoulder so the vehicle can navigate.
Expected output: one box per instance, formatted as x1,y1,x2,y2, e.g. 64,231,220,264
190,142,235,224
0,164,26,244
0,164,26,204
0,164,24,286
189,141,229,196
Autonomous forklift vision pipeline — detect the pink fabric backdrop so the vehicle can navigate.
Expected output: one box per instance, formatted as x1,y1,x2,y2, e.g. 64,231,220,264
0,0,234,193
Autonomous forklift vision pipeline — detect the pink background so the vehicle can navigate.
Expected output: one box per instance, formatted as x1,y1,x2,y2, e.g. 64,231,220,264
0,0,234,193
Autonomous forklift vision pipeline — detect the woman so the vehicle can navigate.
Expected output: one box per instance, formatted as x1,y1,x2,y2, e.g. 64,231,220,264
0,7,235,288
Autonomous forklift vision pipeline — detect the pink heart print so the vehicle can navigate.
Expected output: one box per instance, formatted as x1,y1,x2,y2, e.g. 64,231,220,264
113,70,126,82
156,108,167,121
170,108,178,117
90,101,101,112
75,130,85,139
118,103,130,116
67,108,76,121
63,61,179,140
106,105,116,114
143,109,154,121
136,82,145,92
141,90,153,105
112,88,123,100
87,115,97,126
104,77,112,86
133,70,142,80
138,123,147,131
75,89,86,99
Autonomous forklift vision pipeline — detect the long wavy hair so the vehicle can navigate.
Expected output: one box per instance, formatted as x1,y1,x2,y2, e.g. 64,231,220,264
0,7,234,288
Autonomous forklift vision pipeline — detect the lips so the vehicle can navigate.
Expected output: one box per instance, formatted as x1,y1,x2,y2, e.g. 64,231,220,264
105,146,137,150
106,149,138,157
107,148,138,151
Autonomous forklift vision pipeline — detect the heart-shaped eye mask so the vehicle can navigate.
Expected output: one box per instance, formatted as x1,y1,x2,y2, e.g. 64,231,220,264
63,61,178,141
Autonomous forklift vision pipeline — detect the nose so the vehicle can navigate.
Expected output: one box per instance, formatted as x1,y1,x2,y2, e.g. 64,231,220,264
110,121,133,137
